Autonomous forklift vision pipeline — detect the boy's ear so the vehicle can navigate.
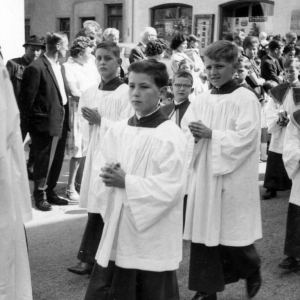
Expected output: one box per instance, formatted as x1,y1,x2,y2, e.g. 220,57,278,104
190,87,194,95
117,58,122,66
159,86,168,98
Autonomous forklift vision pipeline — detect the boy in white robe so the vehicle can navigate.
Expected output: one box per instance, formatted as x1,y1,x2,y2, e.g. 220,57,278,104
262,58,300,199
279,109,300,271
182,40,262,300
84,60,187,300
0,57,33,299
68,42,131,275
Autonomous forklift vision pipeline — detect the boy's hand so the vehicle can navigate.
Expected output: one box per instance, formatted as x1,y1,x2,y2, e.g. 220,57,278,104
81,107,101,125
100,163,126,188
188,121,212,142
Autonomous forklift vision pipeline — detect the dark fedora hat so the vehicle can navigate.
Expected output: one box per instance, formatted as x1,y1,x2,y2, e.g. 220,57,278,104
23,35,44,47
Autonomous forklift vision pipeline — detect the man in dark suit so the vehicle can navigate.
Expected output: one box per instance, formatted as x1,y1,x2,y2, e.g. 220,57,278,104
129,27,157,63
20,32,70,211
261,40,284,84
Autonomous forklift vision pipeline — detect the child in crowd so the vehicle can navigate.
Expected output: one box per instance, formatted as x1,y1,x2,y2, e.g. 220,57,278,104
182,40,262,300
262,58,300,199
280,109,300,272
68,42,131,275
283,44,296,61
178,59,208,101
84,60,187,300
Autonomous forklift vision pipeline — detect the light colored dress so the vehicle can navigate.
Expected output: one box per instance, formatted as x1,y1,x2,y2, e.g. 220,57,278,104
63,57,99,157
170,51,191,75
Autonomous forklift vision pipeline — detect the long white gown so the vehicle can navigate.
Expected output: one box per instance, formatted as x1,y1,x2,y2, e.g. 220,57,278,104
182,86,263,247
0,58,33,299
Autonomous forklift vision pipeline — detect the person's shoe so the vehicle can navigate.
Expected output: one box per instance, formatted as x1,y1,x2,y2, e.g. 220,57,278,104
278,256,299,270
66,189,79,203
35,199,52,211
191,292,217,300
47,192,69,205
67,262,93,275
262,189,277,200
246,269,262,298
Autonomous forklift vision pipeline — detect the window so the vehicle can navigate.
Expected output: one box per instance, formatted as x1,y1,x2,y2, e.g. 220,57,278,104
59,18,70,40
25,19,30,41
81,17,95,28
151,4,193,43
107,4,123,41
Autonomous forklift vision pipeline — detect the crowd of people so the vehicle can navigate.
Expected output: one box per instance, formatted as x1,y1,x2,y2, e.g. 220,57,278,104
2,19,300,300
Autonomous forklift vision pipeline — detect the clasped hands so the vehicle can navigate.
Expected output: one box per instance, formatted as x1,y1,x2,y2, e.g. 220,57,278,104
100,163,126,188
81,106,101,125
188,120,212,143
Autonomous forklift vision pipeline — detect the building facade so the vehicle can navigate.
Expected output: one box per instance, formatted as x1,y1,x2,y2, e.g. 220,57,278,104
25,0,300,49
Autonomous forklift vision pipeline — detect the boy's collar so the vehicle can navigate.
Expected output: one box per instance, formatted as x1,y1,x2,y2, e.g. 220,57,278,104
211,79,240,95
174,98,189,107
98,77,124,91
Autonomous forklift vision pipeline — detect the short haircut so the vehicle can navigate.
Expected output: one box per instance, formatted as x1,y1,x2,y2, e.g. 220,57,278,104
268,40,284,52
170,34,187,50
96,42,120,58
283,44,295,54
46,32,67,47
172,70,194,86
70,36,94,58
224,32,234,42
243,36,259,50
178,59,194,71
103,28,119,40
128,60,169,89
203,40,239,64
237,56,251,70
284,58,300,70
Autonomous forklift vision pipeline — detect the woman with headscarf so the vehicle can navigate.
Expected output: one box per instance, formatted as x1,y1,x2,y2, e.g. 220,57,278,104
63,36,100,202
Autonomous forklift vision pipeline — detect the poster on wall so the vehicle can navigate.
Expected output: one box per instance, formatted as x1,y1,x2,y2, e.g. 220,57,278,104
291,10,300,35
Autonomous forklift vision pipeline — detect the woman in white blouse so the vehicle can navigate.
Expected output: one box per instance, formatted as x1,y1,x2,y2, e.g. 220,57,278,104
63,36,99,202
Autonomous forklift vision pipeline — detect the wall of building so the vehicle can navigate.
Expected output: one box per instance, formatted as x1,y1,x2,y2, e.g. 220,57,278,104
1,0,25,62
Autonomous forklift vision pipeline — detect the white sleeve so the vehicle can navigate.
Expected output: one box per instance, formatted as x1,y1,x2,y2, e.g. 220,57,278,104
265,96,281,134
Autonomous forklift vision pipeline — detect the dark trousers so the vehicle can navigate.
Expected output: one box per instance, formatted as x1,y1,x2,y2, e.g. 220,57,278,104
189,243,261,294
77,213,104,264
284,203,300,258
84,261,180,300
30,123,68,201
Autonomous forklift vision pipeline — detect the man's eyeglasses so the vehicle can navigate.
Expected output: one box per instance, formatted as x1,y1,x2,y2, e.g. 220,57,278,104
174,83,192,88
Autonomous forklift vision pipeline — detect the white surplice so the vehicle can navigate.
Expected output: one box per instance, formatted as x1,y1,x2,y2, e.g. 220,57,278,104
91,119,187,271
283,119,300,206
265,88,299,154
0,59,33,299
78,83,133,212
182,87,262,246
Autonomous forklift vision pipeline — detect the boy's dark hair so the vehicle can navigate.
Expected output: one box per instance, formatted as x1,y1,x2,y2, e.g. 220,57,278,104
46,32,67,47
170,34,187,50
237,56,251,70
204,40,239,64
96,42,120,58
268,40,284,52
128,60,169,88
172,70,194,86
243,36,259,50
283,44,295,54
284,58,300,70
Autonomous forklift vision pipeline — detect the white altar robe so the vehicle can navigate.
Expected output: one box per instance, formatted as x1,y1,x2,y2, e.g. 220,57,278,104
78,83,133,212
265,88,299,154
91,119,187,271
283,119,300,206
182,87,262,246
0,59,32,299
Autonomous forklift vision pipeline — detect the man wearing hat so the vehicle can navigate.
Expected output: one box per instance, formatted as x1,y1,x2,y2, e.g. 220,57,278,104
6,35,43,180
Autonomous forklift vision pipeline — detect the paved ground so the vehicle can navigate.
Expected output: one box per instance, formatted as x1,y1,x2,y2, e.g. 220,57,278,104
25,158,300,300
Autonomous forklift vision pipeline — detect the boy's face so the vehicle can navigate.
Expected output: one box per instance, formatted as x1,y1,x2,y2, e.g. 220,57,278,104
235,65,249,84
285,50,295,60
95,48,120,81
172,76,194,103
245,46,258,59
128,72,162,117
204,57,237,88
285,65,300,83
